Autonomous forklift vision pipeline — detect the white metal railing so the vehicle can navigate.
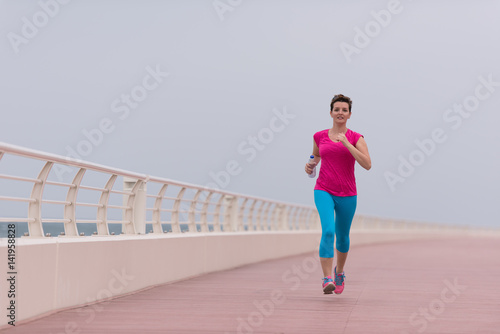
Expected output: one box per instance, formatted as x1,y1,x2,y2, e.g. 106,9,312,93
0,142,320,237
0,142,482,238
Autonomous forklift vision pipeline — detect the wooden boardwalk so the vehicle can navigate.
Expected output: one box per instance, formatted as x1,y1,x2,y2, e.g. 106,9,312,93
3,236,500,334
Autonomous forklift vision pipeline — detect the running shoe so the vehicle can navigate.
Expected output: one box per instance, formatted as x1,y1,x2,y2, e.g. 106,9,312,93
322,276,335,294
334,266,345,294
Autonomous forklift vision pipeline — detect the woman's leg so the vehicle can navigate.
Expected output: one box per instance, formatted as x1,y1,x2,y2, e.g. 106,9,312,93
333,195,357,273
314,190,336,277
335,249,349,275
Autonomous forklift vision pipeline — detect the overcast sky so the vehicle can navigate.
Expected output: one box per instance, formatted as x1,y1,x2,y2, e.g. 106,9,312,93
1,0,499,228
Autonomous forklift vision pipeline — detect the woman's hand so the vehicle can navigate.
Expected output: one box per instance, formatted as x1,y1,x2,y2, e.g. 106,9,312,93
307,140,321,175
336,133,349,146
305,161,317,175
342,137,372,170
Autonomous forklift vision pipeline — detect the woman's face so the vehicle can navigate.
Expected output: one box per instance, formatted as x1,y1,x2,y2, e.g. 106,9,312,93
330,102,351,124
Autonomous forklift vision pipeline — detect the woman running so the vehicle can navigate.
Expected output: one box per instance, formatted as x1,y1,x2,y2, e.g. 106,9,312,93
305,94,371,295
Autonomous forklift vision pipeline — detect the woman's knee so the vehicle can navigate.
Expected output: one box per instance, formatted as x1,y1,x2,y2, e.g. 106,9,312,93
336,237,350,253
322,229,334,241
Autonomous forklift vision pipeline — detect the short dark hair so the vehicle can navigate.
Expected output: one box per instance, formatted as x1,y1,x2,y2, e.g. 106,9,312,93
330,94,352,112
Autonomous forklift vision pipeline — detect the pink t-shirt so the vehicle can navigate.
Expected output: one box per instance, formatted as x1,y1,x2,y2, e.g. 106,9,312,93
313,128,363,197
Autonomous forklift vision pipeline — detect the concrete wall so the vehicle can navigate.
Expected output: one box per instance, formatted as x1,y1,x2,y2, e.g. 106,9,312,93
0,229,482,327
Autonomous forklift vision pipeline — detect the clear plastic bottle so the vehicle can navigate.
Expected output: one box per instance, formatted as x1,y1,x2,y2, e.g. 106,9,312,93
308,155,317,178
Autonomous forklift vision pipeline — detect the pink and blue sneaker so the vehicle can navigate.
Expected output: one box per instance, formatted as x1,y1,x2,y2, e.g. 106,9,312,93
322,276,335,294
334,266,345,294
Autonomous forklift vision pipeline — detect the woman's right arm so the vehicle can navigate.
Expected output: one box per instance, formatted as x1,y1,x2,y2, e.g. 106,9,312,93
305,140,321,175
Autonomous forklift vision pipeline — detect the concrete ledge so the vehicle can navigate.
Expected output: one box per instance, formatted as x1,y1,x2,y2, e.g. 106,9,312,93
0,231,321,326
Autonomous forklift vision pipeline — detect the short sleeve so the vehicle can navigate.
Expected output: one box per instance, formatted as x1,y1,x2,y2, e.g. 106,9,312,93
313,131,321,147
351,131,364,146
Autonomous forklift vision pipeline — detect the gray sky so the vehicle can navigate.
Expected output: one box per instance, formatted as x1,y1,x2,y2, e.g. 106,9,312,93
1,0,499,228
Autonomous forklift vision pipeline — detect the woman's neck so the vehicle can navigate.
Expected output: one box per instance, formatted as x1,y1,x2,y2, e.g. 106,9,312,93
331,123,347,134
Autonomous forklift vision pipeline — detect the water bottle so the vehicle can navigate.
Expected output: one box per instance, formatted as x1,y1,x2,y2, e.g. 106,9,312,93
307,155,316,178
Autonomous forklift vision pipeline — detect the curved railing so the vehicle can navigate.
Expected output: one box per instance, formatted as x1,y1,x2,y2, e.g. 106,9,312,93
0,142,320,237
0,142,481,239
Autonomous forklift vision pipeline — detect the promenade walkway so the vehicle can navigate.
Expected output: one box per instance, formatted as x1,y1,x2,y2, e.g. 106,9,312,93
3,235,499,334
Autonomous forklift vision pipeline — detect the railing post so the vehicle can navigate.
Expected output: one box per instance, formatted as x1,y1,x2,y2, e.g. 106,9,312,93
261,202,272,231
123,177,146,234
279,204,289,231
135,180,147,234
358,215,364,229
293,207,302,230
223,195,240,232
213,194,225,232
97,174,117,235
63,168,86,236
269,204,279,230
247,199,258,231
152,184,168,233
188,189,203,232
298,207,308,230
200,191,213,232
256,201,268,231
306,208,316,230
238,198,249,231
313,210,321,230
28,161,53,237
171,187,186,233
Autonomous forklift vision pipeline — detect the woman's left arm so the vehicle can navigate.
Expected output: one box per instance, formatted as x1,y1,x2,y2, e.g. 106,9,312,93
337,134,372,170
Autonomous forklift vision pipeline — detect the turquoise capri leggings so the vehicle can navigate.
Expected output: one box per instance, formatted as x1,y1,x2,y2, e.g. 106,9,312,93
314,190,357,258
